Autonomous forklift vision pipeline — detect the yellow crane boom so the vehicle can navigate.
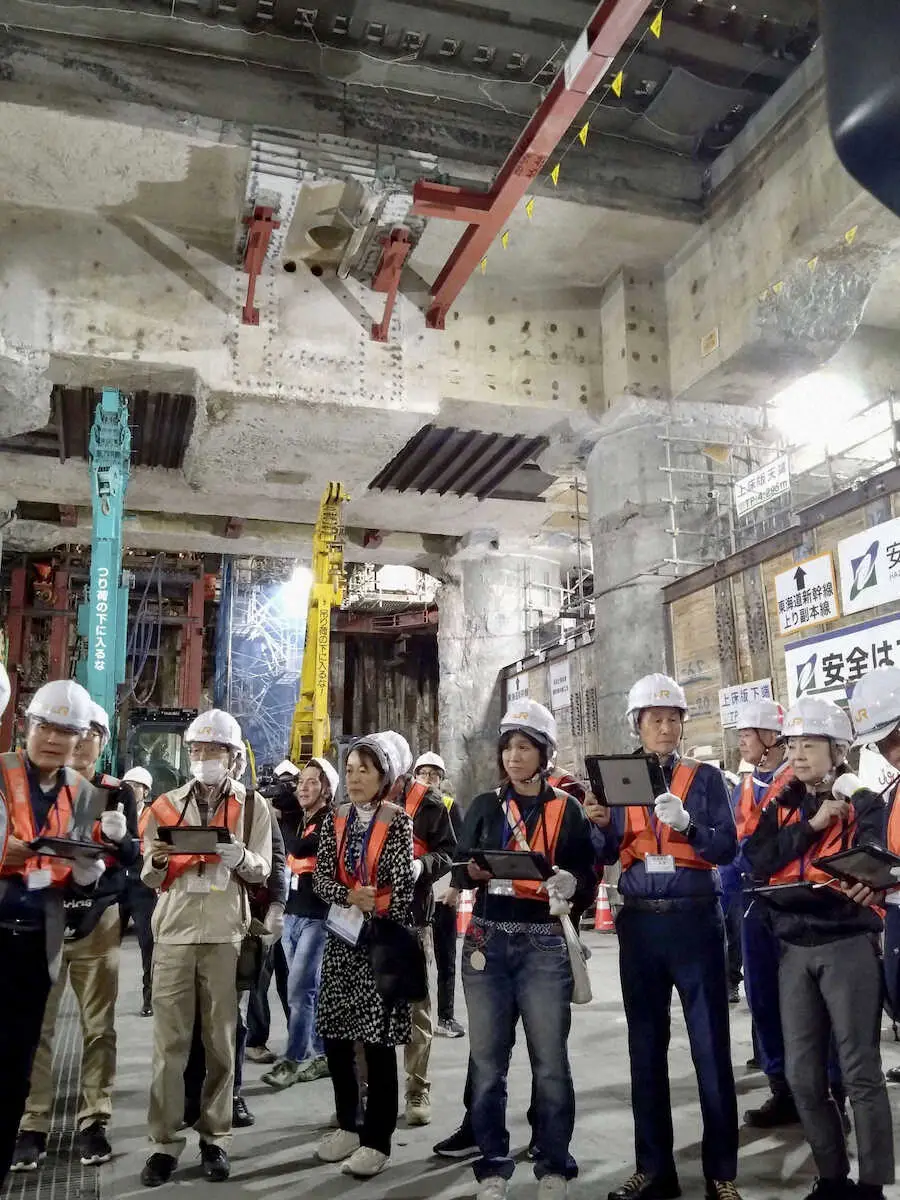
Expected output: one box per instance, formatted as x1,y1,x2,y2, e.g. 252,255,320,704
289,481,349,764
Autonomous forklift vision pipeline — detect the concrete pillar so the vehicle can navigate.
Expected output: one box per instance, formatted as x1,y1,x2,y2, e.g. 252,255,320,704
600,267,669,407
437,544,528,808
586,397,761,746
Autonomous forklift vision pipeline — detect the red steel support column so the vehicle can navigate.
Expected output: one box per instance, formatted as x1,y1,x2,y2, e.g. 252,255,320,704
180,577,205,709
47,569,70,680
370,228,413,342
241,206,280,327
411,0,652,328
1,567,26,750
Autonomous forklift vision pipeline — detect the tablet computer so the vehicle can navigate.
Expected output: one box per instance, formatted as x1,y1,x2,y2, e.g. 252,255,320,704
584,754,667,806
811,844,900,891
470,850,553,881
156,825,232,855
30,836,108,861
746,881,836,911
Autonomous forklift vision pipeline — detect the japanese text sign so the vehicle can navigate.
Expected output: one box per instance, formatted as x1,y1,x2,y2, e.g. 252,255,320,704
773,553,839,635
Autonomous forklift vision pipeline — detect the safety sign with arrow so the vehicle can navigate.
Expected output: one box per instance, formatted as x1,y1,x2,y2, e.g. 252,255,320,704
773,552,840,636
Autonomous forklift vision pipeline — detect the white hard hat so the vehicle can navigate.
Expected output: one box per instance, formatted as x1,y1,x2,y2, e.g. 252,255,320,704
123,766,153,791
353,734,398,790
736,699,785,735
414,751,446,776
0,663,9,718
308,756,339,799
849,667,900,748
27,679,93,734
783,696,852,744
379,731,413,777
185,709,243,753
88,701,111,747
626,673,688,734
499,698,558,753
274,758,301,778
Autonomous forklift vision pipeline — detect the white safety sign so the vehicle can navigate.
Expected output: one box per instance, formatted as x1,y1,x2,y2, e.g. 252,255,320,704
548,660,571,711
837,515,900,616
773,553,839,635
506,672,529,706
734,455,790,518
784,612,900,705
718,679,774,729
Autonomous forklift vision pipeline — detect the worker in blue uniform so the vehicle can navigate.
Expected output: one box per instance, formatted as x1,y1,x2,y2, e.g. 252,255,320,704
593,673,741,1200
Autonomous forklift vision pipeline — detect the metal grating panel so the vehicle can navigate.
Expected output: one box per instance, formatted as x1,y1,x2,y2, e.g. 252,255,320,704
369,424,549,502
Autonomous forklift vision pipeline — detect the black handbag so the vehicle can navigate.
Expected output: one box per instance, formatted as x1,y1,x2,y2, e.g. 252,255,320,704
364,917,427,1007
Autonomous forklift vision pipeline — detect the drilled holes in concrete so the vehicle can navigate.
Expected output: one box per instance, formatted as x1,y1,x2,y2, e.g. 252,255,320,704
283,260,298,273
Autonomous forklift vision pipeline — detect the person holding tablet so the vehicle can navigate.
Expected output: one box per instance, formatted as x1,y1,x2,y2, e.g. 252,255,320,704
745,695,892,1200
453,699,595,1200
592,673,740,1200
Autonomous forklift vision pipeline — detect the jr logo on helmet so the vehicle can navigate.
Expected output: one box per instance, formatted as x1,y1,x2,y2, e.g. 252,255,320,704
849,540,879,602
855,707,868,723
50,705,70,716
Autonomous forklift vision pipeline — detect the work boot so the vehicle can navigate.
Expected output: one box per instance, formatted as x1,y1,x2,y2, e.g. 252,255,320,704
743,1086,800,1128
244,1044,276,1064
296,1055,330,1082
432,1122,477,1158
705,1183,742,1200
886,1066,900,1083
199,1141,230,1182
78,1122,112,1165
232,1096,255,1127
801,1179,857,1200
608,1170,681,1200
10,1131,47,1172
141,1153,177,1188
406,1094,432,1126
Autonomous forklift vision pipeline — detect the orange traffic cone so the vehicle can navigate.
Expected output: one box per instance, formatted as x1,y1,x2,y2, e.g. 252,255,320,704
594,883,615,932
456,889,475,935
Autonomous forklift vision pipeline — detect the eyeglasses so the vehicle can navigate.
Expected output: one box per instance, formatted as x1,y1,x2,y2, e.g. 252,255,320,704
31,718,83,739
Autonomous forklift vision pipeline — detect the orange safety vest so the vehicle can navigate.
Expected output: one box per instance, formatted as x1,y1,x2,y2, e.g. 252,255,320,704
503,793,568,901
620,758,711,872
332,801,399,915
0,750,78,887
404,781,430,859
147,791,242,891
885,782,900,856
287,819,319,877
735,767,795,841
769,801,854,888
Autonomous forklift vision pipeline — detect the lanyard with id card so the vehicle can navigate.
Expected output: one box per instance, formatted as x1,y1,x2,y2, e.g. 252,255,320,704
645,808,676,875
327,810,377,946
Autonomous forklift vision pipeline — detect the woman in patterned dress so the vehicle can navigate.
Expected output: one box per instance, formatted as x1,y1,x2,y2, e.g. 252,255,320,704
312,733,414,1179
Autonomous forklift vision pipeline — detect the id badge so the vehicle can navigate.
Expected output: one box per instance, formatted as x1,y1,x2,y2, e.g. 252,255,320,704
326,902,364,946
186,872,212,894
26,868,52,891
290,874,299,892
645,854,676,875
487,878,516,896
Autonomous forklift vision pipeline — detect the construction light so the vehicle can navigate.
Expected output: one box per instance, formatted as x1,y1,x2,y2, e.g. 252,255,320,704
279,564,313,614
771,370,867,447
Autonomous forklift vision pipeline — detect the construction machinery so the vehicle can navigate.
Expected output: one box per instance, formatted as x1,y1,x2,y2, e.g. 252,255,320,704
288,482,349,763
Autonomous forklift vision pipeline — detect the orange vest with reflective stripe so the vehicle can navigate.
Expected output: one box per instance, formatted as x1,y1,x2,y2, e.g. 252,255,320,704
503,792,568,900
332,801,399,915
148,792,242,891
769,801,854,888
0,750,77,886
735,767,795,841
287,820,318,877
886,783,900,856
620,758,711,871
404,782,430,859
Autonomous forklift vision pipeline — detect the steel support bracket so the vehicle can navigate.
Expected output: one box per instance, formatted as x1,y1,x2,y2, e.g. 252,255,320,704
370,228,412,342
241,205,281,326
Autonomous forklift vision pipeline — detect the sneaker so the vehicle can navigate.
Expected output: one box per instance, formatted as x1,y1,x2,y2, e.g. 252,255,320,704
316,1129,360,1162
244,1044,276,1064
140,1001,153,1017
745,1056,761,1071
728,986,741,1004
406,1094,432,1126
10,1131,47,1172
232,1096,255,1127
436,1017,466,1038
261,1059,305,1089
705,1183,742,1200
608,1171,682,1200
141,1153,177,1188
886,1066,900,1083
801,1181,857,1200
296,1055,331,1082
743,1090,800,1128
538,1176,568,1198
199,1141,230,1182
478,1178,509,1200
433,1123,477,1158
78,1122,112,1165
341,1146,390,1177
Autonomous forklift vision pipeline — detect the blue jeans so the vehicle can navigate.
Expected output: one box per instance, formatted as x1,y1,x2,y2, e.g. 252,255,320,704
462,921,576,1183
282,915,326,1063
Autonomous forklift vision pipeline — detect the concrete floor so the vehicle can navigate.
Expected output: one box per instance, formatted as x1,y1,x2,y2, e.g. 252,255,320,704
12,931,900,1200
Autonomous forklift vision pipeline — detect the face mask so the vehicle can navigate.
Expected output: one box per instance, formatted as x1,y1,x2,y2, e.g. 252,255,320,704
190,758,228,786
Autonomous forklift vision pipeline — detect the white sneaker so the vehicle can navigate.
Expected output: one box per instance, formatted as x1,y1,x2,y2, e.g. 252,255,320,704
405,1094,432,1126
316,1129,360,1162
340,1146,389,1177
477,1178,510,1200
538,1176,568,1199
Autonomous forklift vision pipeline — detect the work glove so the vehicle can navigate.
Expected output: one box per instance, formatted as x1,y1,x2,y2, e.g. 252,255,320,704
654,791,691,833
832,773,863,802
71,857,107,887
100,803,128,845
218,840,247,871
544,867,577,901
412,859,424,883
262,903,285,947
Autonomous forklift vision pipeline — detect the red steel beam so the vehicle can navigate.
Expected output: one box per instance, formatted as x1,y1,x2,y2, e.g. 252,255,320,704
47,569,70,680
1,567,26,750
370,228,413,342
179,576,205,709
411,0,653,329
241,206,280,327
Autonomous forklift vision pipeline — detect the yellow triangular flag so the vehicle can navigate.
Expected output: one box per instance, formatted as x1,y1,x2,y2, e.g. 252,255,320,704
578,121,589,147
550,163,560,186
807,255,819,271
772,280,784,295
480,256,487,275
845,225,858,245
611,71,624,98
650,10,662,38
501,231,510,249
525,197,535,220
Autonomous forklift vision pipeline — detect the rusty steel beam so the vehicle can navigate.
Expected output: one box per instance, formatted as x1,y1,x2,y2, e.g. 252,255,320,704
411,0,653,329
241,205,280,326
370,228,413,342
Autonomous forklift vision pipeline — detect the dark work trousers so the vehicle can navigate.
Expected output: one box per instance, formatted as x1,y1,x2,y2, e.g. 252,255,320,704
882,905,900,1021
721,888,743,990
325,1038,398,1156
120,876,156,1007
0,929,53,1185
617,902,739,1183
184,1007,247,1120
433,901,459,1023
780,935,894,1186
246,940,288,1049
